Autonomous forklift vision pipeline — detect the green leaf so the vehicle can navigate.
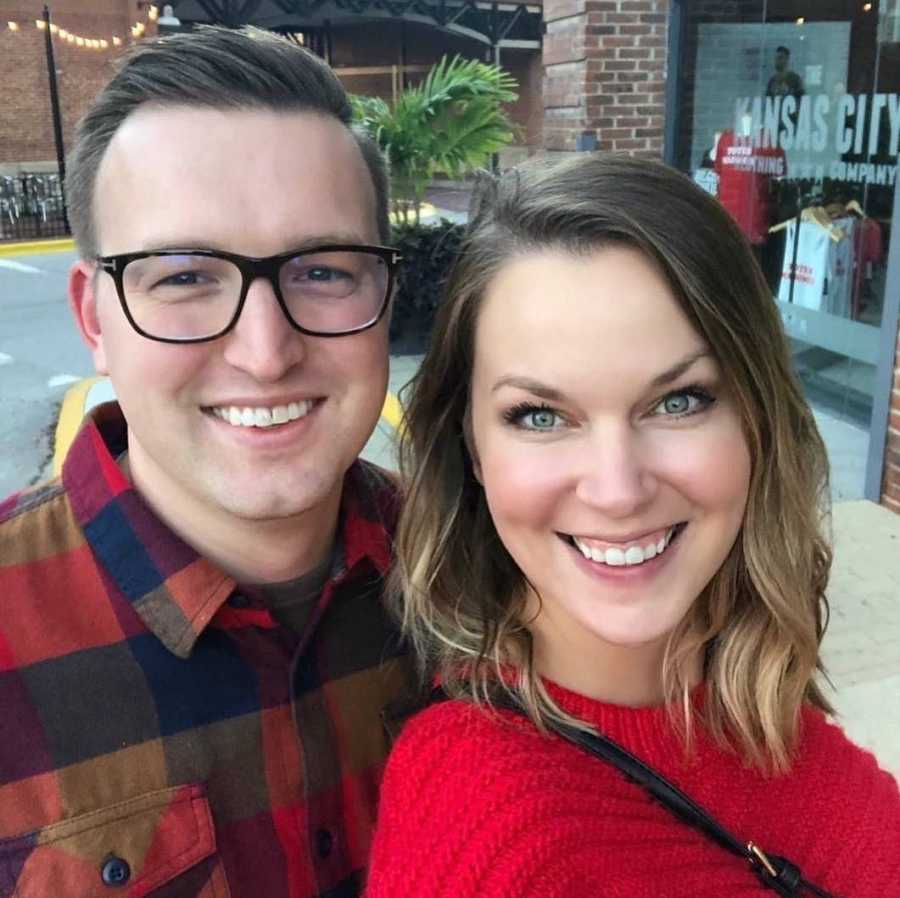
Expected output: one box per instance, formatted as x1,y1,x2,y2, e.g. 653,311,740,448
350,55,519,213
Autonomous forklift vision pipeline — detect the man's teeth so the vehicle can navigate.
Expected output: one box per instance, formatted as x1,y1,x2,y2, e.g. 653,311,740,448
572,527,678,567
211,401,314,428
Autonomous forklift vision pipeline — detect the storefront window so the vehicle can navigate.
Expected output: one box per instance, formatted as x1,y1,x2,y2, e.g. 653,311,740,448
674,0,898,499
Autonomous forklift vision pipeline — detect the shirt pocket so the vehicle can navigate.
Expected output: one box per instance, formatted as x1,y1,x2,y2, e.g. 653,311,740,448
0,783,229,898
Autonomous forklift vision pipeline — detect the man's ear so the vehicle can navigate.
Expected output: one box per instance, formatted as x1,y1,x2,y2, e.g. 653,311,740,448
69,260,109,375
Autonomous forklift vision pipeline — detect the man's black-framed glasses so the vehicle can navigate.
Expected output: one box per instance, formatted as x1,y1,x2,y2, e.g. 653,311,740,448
95,244,403,343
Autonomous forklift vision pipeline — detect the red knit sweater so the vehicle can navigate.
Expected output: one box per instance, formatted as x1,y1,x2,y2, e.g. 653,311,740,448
366,683,900,897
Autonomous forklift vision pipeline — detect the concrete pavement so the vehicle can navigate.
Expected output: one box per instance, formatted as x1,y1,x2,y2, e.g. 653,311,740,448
823,501,900,775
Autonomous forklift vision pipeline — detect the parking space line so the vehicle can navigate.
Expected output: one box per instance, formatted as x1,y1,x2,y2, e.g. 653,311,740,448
381,392,404,430
53,376,100,475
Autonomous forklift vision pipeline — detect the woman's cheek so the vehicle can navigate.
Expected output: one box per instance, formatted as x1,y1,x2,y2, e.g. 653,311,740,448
480,440,571,527
649,421,751,508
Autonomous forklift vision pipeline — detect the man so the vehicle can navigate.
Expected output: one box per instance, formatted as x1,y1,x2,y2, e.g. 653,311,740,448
766,45,804,101
0,26,414,897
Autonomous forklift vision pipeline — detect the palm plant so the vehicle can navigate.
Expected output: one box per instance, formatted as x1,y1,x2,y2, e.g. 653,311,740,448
351,55,519,224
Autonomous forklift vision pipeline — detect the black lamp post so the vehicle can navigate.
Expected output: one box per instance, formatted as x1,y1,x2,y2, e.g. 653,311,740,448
41,4,69,231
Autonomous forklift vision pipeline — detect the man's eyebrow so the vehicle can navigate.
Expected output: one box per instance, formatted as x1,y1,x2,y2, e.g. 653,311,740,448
649,350,713,388
491,351,713,399
135,233,371,253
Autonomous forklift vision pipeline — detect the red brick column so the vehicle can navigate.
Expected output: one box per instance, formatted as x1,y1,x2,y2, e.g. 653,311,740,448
882,328,900,514
542,0,668,157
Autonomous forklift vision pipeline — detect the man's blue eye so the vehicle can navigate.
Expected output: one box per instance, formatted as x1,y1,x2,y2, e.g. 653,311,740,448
307,267,337,281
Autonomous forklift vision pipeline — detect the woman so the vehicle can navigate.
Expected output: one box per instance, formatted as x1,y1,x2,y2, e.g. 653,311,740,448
366,155,900,897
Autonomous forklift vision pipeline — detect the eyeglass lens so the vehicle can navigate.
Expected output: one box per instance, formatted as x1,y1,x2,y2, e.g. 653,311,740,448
120,250,390,340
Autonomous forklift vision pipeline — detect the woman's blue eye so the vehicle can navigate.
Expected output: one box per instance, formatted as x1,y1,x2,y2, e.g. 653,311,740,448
525,409,560,429
652,388,714,418
664,394,691,414
503,403,564,430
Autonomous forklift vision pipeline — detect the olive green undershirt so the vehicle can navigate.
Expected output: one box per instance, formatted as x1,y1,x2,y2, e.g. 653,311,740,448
245,547,336,635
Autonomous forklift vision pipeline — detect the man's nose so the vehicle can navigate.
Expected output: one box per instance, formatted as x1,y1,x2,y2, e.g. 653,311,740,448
221,276,306,382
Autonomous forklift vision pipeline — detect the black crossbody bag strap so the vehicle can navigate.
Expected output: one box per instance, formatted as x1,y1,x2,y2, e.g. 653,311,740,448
431,688,836,898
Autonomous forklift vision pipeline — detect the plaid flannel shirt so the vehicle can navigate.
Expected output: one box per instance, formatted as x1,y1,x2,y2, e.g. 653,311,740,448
0,403,415,898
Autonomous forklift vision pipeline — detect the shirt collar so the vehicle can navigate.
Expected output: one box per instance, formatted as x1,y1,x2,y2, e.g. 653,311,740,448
63,402,397,658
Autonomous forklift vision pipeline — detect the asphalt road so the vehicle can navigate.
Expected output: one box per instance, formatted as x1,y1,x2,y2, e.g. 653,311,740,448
0,250,93,499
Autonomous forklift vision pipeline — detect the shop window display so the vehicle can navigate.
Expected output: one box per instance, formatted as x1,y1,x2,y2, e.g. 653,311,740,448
675,1,899,496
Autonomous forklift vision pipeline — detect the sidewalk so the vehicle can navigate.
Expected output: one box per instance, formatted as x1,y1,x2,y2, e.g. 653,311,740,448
823,501,900,775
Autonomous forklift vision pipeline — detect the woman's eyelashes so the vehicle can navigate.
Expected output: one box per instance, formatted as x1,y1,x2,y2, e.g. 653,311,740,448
501,385,717,431
649,384,717,419
502,402,566,431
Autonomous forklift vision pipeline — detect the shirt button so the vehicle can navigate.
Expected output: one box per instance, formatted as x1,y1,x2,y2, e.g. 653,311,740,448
227,592,251,609
100,856,131,886
315,828,334,859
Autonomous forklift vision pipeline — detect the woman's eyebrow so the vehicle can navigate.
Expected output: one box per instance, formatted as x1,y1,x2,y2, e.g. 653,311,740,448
648,350,713,388
490,351,713,399
491,376,566,401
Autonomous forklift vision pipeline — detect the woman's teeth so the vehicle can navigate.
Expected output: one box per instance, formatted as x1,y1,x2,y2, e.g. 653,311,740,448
571,527,679,567
210,400,314,428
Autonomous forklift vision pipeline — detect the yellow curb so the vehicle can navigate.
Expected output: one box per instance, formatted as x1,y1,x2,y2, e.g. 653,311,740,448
53,376,101,475
0,237,75,257
52,379,404,475
381,391,404,431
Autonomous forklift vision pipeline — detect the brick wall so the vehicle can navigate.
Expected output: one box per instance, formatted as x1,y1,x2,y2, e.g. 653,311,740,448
882,332,900,514
0,0,139,169
542,0,668,156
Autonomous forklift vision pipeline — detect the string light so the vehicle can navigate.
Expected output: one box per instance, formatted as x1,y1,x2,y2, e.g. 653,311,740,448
5,2,158,51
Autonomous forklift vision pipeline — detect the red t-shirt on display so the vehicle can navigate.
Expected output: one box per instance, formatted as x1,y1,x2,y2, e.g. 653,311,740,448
714,129,786,244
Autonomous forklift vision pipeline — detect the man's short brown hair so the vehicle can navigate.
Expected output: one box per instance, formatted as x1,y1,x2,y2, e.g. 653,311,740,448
66,25,390,257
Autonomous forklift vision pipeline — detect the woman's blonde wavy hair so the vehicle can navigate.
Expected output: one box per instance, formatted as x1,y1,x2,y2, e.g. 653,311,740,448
392,153,833,773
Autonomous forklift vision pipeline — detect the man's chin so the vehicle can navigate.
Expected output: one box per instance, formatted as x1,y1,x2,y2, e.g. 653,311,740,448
216,494,329,523
210,475,341,524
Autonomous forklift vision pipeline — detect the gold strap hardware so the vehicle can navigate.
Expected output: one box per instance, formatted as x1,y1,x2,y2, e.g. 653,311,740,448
747,842,778,878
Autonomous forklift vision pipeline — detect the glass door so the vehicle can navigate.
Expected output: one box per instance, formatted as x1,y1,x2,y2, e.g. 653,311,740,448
676,0,897,500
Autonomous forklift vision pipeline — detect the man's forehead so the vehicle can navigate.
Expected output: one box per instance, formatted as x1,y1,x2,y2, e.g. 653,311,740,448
93,105,377,256
99,103,355,173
